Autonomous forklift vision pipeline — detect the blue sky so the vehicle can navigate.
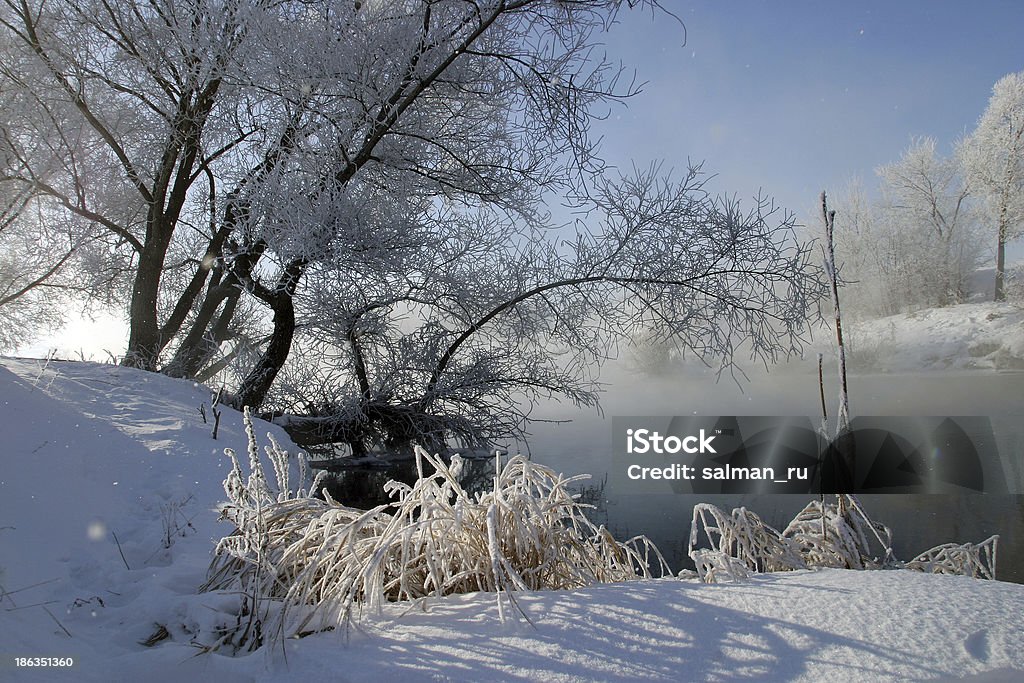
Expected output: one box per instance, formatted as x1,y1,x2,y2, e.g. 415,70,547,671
592,1,1024,221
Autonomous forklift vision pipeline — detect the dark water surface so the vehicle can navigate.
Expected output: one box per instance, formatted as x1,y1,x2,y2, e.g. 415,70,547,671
323,364,1024,582
519,366,1024,582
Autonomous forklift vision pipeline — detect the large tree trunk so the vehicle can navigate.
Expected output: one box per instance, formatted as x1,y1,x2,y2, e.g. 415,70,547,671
233,260,304,409
163,274,237,378
234,293,295,409
121,84,220,370
123,228,173,370
166,226,265,378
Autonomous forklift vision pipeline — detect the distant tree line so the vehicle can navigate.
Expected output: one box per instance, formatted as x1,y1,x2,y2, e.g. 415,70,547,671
827,71,1024,319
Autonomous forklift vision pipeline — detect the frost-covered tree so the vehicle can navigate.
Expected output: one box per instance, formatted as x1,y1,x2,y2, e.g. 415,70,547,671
827,139,982,319
176,0,680,409
0,0,674,380
1,0,826,453
0,94,108,351
0,0,272,367
820,179,893,318
0,129,61,349
0,210,73,351
959,71,1024,302
271,167,825,454
875,137,981,309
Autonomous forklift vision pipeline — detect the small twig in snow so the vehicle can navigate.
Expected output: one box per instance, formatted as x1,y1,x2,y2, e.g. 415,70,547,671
112,531,131,570
42,605,72,637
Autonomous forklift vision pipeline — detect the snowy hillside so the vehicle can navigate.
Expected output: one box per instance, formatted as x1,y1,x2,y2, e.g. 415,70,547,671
2,358,1024,682
840,302,1024,373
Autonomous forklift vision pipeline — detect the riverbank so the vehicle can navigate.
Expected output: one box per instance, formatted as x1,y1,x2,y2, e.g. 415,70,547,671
1,357,1022,681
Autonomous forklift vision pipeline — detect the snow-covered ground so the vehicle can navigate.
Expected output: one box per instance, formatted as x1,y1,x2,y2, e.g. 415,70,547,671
842,302,1024,373
2,357,1023,682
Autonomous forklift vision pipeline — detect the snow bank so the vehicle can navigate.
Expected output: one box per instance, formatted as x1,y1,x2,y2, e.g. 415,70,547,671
1,358,1023,681
842,302,1024,373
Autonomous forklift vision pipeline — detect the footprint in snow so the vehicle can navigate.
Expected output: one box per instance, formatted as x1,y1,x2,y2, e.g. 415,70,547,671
964,629,991,662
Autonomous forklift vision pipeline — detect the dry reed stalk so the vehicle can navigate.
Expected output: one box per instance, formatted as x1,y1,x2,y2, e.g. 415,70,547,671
203,412,668,648
689,495,997,583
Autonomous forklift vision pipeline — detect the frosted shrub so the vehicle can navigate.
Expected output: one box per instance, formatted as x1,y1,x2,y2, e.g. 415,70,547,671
905,537,998,580
781,496,895,570
688,505,805,581
688,495,998,583
197,408,329,651
203,411,667,648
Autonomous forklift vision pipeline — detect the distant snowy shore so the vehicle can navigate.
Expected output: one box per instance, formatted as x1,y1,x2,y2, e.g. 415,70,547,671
1,358,1022,682
839,301,1024,373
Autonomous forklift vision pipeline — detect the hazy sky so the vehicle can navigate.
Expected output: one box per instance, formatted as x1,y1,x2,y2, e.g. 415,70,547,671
591,1,1024,222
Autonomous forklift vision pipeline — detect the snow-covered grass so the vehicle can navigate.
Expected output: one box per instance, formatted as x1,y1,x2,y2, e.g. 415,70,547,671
2,357,1023,681
688,497,998,583
201,415,665,650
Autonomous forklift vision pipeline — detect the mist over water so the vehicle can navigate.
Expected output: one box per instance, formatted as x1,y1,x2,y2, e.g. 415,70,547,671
515,360,1024,582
